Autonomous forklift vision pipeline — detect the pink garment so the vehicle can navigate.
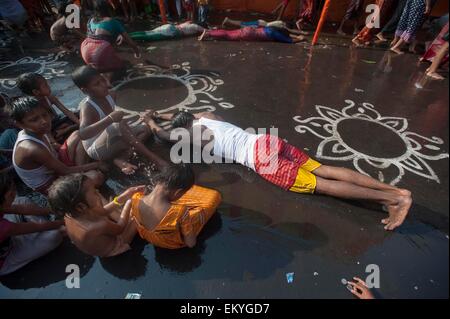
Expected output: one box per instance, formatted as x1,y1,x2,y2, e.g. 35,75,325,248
421,23,449,65
81,37,125,73
206,27,269,41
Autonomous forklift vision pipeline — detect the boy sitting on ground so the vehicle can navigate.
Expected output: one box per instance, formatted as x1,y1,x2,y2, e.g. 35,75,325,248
8,97,104,194
72,65,167,175
48,174,142,257
131,164,221,249
17,73,80,142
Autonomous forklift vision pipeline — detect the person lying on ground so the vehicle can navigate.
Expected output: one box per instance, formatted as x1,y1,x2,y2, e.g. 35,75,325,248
198,26,306,43
144,110,412,231
129,21,204,41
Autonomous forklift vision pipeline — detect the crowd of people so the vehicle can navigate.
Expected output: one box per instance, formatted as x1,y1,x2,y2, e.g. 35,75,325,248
0,0,448,298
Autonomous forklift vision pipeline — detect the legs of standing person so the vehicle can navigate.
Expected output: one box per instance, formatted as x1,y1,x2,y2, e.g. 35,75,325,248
377,0,406,41
391,0,425,54
175,0,183,19
426,41,449,79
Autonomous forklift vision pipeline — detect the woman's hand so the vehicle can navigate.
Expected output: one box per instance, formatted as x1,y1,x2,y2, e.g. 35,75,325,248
116,185,146,203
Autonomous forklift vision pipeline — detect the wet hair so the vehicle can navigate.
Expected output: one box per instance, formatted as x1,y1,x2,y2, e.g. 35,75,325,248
72,65,100,89
7,96,42,122
153,164,195,192
171,110,195,129
16,73,45,95
48,174,87,217
0,171,14,207
93,0,112,21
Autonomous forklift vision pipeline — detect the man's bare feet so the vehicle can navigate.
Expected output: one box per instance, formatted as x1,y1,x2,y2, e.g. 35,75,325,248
198,29,207,41
426,71,445,80
390,47,404,55
376,33,387,42
383,195,412,230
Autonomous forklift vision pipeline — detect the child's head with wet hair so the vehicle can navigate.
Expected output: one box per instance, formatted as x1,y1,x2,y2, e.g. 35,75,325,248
152,164,195,201
72,65,109,98
48,174,106,218
17,73,51,97
171,110,195,129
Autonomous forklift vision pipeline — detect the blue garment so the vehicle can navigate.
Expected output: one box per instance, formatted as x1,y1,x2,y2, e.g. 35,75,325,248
241,21,259,27
88,18,126,41
263,27,293,43
198,5,209,25
0,0,27,26
0,128,18,167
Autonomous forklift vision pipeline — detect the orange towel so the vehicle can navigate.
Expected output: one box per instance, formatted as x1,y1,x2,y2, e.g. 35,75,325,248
131,185,222,249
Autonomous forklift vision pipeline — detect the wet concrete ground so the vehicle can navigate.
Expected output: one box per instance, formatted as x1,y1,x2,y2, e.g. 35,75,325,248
0,19,448,298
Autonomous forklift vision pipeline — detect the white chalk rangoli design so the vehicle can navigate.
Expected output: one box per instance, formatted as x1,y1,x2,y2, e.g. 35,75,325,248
293,100,449,185
0,52,68,90
113,61,234,122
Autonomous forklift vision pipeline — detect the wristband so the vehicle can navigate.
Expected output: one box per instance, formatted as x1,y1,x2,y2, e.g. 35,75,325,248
113,196,124,206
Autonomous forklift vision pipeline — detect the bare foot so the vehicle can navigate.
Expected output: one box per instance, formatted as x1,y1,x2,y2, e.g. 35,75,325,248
376,33,387,42
383,195,412,231
390,47,404,55
198,29,207,41
337,29,346,36
352,37,363,47
113,159,138,175
426,71,445,80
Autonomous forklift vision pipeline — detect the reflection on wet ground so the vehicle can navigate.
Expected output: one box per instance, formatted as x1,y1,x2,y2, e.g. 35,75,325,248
0,29,448,298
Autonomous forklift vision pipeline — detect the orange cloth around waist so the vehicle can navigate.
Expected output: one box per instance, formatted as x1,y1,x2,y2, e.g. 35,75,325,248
131,185,222,249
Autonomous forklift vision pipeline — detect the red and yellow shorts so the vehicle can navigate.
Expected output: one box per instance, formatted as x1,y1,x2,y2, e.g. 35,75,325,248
254,135,321,194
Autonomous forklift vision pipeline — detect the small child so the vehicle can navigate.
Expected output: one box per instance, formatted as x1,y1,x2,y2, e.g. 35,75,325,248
17,73,80,142
0,171,63,276
8,97,104,194
130,164,221,249
72,65,167,175
50,1,85,53
48,174,142,257
197,0,209,27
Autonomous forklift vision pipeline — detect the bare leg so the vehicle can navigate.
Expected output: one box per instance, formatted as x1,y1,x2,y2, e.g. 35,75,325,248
64,131,89,165
390,38,405,54
376,32,387,42
337,18,348,35
222,17,243,28
313,165,400,192
390,35,399,47
426,41,449,80
277,3,288,20
315,177,412,230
